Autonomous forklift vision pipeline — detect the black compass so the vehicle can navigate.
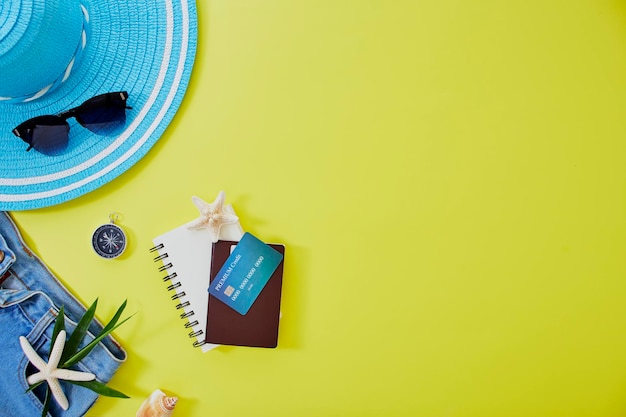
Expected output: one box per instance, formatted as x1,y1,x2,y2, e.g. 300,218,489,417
92,213,127,259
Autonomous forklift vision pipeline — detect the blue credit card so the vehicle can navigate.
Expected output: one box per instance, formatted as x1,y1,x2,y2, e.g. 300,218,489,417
208,232,284,315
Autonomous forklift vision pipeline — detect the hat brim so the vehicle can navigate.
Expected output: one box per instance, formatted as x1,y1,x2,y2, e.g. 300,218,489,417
0,0,197,210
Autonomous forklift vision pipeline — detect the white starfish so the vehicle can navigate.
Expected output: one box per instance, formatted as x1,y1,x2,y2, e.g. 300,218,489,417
187,191,239,242
19,330,96,410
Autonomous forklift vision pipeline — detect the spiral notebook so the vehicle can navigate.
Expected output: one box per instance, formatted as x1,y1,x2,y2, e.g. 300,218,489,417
149,205,244,352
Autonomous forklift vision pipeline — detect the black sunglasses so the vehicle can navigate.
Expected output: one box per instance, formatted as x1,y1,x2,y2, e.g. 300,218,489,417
12,91,132,156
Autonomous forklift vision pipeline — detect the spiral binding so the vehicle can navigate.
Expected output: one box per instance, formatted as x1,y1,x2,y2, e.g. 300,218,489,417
189,329,203,338
180,310,194,319
149,242,206,348
185,320,199,328
159,262,172,271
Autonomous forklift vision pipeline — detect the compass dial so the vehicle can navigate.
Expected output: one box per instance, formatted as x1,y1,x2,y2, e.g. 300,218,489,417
92,224,127,259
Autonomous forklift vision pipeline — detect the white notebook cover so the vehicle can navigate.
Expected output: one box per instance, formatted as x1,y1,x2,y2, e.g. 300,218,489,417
151,204,244,352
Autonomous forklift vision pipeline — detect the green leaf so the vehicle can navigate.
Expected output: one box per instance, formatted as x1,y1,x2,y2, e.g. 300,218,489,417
62,312,134,368
62,299,98,364
98,299,127,336
40,386,51,417
68,380,130,398
25,380,44,394
50,305,65,351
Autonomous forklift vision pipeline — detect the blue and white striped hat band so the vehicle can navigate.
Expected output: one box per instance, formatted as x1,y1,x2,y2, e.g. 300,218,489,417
0,0,198,210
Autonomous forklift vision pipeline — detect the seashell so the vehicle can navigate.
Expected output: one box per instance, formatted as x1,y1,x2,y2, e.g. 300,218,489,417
136,389,178,417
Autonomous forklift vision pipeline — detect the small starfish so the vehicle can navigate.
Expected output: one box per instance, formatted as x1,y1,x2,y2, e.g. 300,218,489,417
187,191,239,242
20,330,96,410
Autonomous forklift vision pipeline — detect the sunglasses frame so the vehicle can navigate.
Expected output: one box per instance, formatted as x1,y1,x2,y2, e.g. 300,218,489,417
12,91,132,154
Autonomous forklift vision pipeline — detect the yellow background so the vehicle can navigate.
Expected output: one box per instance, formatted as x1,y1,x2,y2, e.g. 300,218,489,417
11,0,626,415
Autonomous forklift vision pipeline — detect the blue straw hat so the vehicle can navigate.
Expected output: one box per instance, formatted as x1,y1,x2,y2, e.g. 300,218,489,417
0,0,197,210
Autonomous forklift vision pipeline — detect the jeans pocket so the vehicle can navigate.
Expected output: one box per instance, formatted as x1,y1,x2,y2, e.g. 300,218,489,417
0,290,107,417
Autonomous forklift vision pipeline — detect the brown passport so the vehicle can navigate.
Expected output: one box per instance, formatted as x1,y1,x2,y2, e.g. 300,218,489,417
205,240,285,348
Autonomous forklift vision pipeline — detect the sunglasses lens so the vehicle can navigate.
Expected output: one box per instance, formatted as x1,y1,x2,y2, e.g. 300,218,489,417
33,125,70,156
13,116,69,156
76,92,128,134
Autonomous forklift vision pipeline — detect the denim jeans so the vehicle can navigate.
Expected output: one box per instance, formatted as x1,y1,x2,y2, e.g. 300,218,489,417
0,212,127,417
